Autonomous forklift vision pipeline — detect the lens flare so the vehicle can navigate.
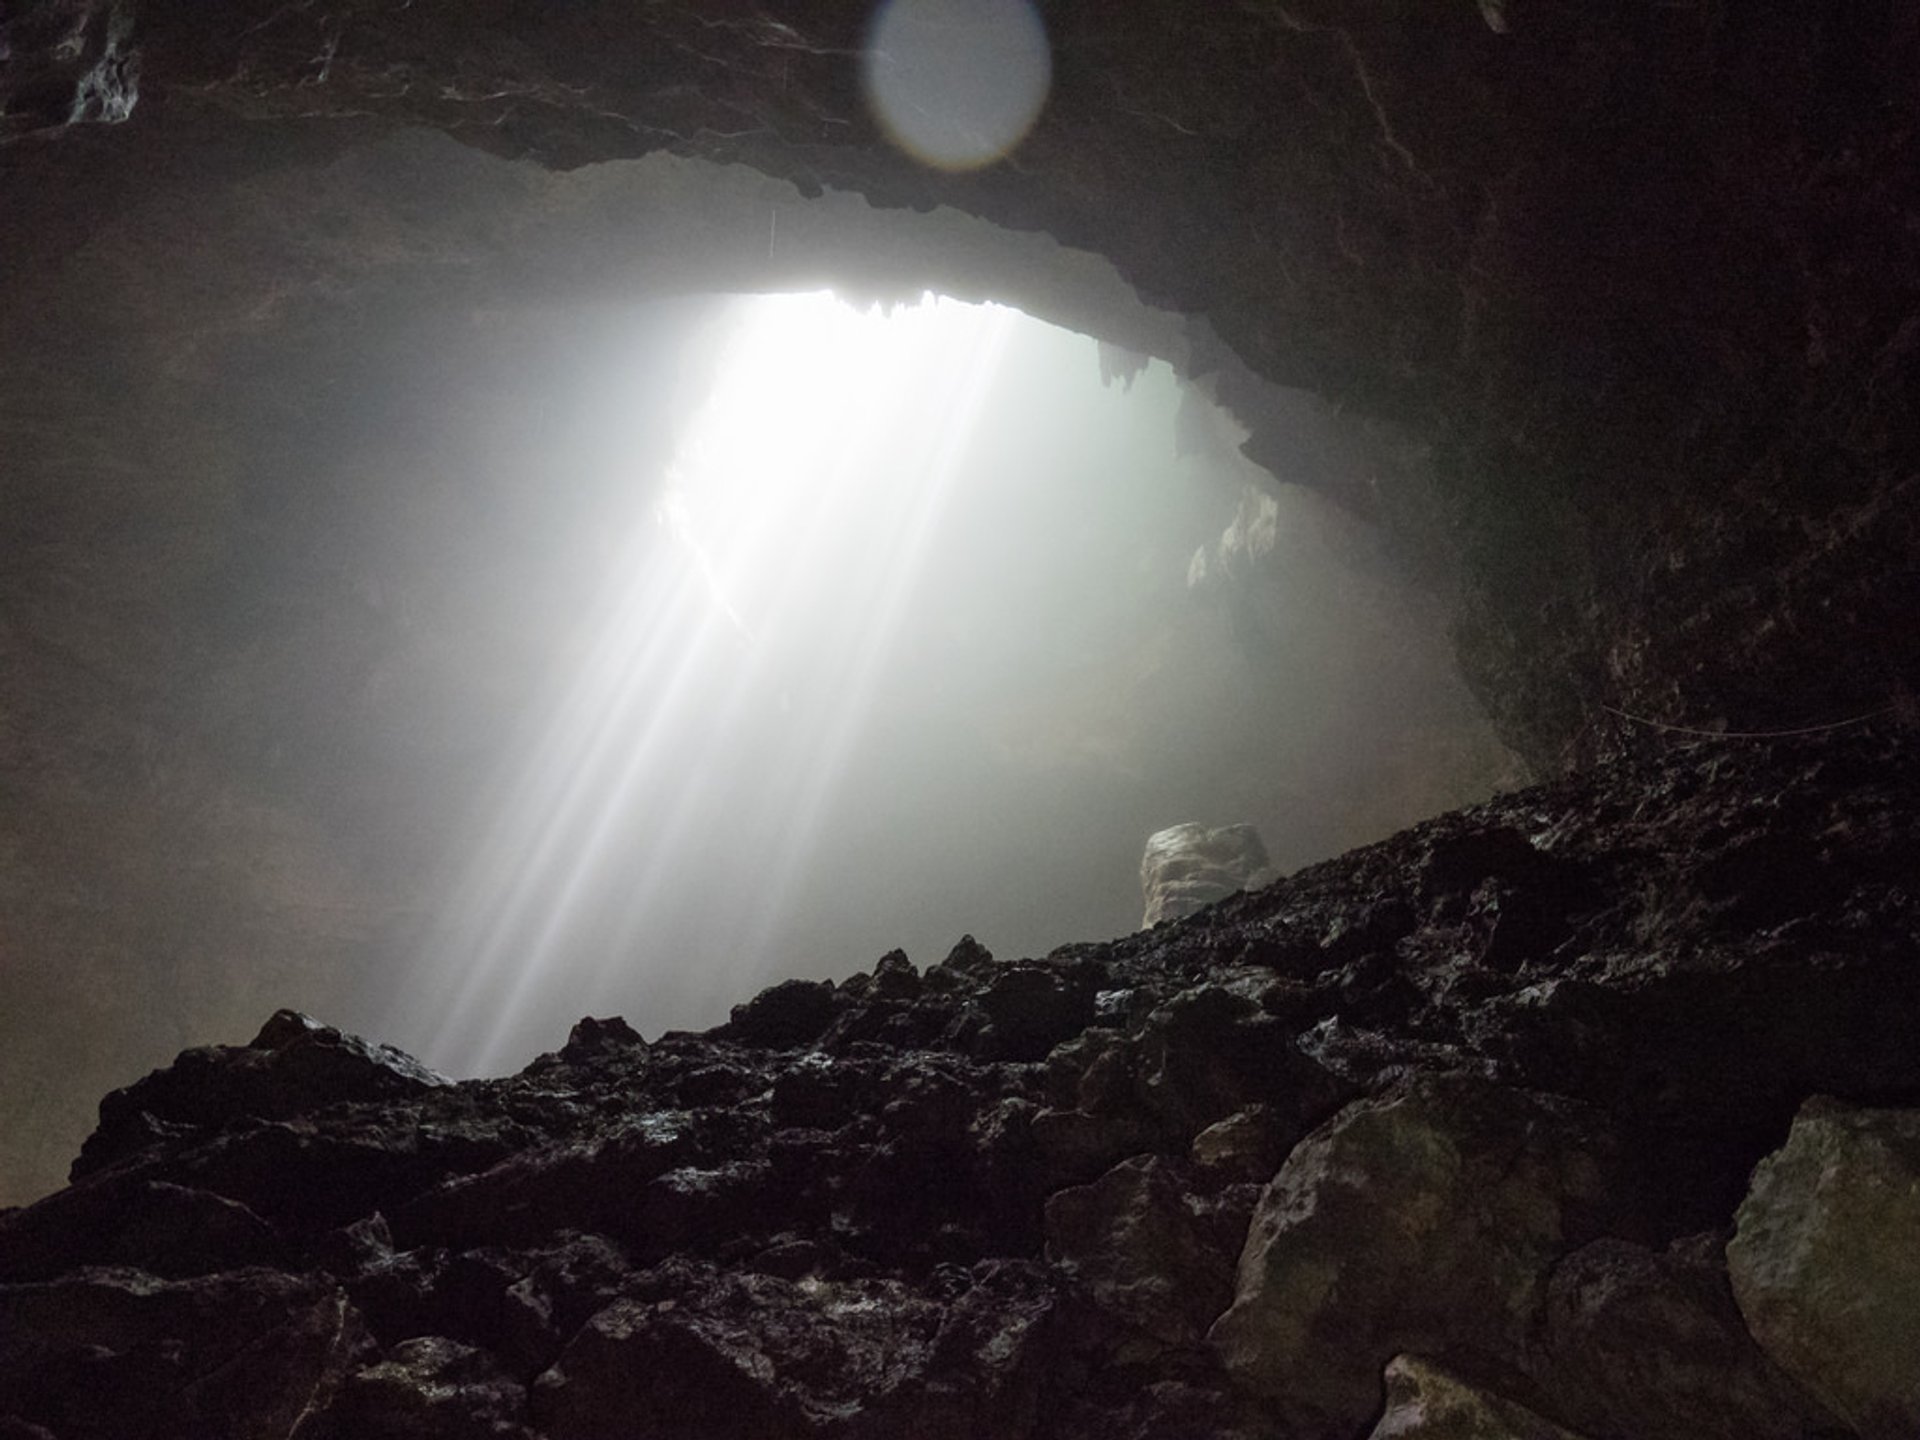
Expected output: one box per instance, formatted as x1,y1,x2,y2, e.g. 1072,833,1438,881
864,0,1052,171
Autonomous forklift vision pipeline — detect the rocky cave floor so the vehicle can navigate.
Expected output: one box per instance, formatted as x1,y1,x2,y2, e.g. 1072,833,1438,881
4,725,1919,1439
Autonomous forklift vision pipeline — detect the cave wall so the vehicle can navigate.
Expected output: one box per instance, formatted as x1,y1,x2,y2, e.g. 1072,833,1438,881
8,0,1918,769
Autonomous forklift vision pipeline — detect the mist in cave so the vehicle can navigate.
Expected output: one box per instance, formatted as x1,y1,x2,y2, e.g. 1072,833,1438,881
360,289,1513,1078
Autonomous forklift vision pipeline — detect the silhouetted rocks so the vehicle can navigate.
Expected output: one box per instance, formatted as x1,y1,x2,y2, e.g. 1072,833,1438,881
5,727,1920,1436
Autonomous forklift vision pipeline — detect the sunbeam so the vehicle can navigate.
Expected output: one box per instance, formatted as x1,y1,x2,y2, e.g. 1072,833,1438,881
412,292,1015,1073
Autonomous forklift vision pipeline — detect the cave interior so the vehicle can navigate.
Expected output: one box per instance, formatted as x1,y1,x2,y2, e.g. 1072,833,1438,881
2,2,1918,1438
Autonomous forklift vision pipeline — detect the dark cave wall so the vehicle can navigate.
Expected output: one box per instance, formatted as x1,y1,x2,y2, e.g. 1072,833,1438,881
8,0,1919,768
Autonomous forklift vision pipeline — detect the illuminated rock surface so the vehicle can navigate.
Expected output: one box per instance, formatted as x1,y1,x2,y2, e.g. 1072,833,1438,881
1140,823,1276,929
4,727,1918,1437
1728,1099,1920,1440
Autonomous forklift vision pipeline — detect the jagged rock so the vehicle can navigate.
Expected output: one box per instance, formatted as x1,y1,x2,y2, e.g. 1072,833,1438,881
1141,823,1275,928
0,1266,372,1439
1133,986,1351,1143
975,963,1098,1063
75,1010,449,1180
1043,1155,1239,1350
1531,1235,1840,1440
1727,1098,1920,1440
531,1263,1055,1440
0,1178,280,1282
320,1335,534,1439
2,733,1920,1436
727,980,841,1050
559,1015,646,1062
1367,1355,1590,1440
1186,1105,1291,1182
1209,1074,1625,1432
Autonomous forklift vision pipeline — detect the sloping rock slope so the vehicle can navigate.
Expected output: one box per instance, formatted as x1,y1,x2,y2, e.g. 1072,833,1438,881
4,725,1918,1438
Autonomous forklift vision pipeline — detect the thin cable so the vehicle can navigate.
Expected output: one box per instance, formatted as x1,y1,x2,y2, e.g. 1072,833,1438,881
1600,703,1897,741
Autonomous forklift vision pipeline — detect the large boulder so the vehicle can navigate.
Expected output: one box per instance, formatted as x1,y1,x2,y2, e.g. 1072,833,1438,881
1140,824,1275,928
1727,1098,1920,1440
1043,1155,1243,1350
1208,1074,1624,1433
1531,1236,1839,1440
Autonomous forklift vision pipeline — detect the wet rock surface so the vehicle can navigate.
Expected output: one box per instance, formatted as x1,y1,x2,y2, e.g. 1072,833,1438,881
5,726,1920,1436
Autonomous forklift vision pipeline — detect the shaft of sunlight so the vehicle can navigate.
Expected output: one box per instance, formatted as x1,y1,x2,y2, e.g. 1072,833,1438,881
411,291,1015,1073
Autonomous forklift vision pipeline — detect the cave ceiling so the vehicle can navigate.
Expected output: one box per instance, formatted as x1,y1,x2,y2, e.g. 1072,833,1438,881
6,0,1915,764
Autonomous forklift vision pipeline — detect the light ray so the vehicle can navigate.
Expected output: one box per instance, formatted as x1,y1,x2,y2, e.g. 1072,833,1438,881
408,290,1021,1073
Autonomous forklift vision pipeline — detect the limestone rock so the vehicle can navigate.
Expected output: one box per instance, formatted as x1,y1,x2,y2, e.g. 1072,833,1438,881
1141,823,1275,928
1368,1355,1591,1440
1208,1074,1622,1432
1043,1155,1238,1349
1728,1097,1920,1440
1533,1236,1839,1440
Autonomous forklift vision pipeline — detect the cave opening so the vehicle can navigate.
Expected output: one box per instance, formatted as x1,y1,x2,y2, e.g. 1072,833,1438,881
0,121,1512,1200
393,285,1513,1077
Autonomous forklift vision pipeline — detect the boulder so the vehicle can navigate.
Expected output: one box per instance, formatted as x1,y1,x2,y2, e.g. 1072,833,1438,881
75,1011,449,1180
1532,1236,1839,1440
0,1266,371,1438
1208,1074,1623,1433
726,980,840,1050
1727,1097,1920,1440
322,1335,534,1438
1367,1355,1591,1440
1140,824,1275,928
1043,1155,1238,1349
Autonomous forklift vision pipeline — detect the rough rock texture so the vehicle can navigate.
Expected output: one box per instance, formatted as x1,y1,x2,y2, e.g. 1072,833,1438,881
1728,1099,1920,1440
1209,1073,1625,1431
1141,822,1277,928
6,0,1916,773
5,726,1919,1437
5,0,1916,1208
1366,1356,1587,1440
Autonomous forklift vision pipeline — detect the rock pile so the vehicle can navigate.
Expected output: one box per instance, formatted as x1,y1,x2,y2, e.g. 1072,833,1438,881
4,727,1918,1437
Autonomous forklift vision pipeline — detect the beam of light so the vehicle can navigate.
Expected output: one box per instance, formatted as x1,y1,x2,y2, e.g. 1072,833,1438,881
407,291,1015,1074
864,0,1052,171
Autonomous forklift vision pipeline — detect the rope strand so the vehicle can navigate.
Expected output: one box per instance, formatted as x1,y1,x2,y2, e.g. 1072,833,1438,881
1600,703,1897,741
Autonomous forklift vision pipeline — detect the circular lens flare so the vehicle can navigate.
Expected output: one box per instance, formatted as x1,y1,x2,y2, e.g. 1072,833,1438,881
864,0,1052,171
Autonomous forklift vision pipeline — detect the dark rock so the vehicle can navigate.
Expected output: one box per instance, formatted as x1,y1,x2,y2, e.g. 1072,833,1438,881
727,980,840,1051
0,1266,372,1439
1044,1155,1238,1350
6,732,1920,1436
560,1016,646,1063
321,1335,534,1439
75,1011,449,1181
871,949,923,1001
975,963,1096,1063
531,1265,1055,1440
1532,1236,1841,1440
0,1178,280,1282
1187,1106,1290,1183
